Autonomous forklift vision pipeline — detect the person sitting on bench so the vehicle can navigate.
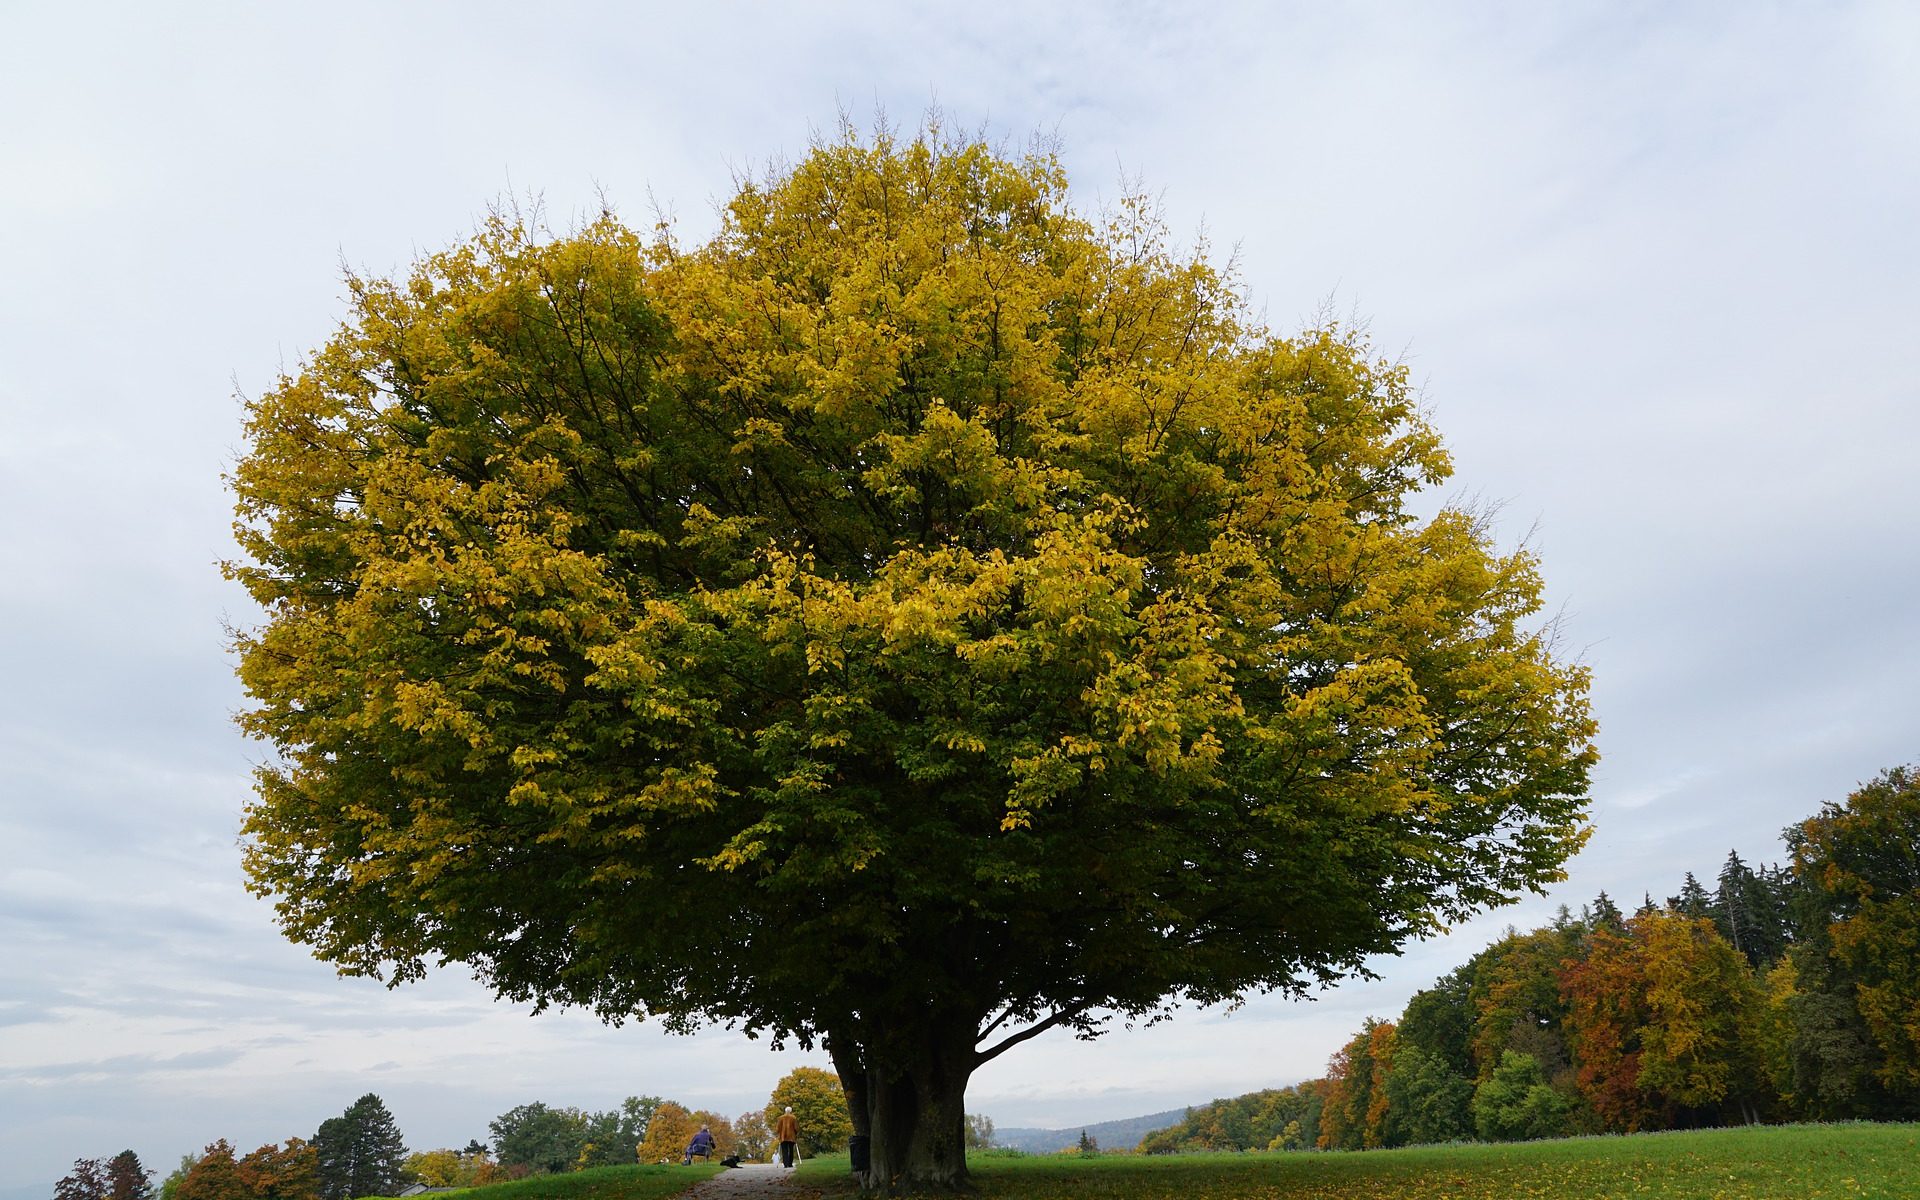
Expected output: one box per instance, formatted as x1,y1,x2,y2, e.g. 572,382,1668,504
682,1126,716,1164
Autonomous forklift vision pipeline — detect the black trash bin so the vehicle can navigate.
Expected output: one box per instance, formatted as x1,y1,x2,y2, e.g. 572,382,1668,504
848,1134,871,1174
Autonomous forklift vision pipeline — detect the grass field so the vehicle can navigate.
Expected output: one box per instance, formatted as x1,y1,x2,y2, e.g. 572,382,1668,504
425,1163,723,1200
793,1124,1920,1198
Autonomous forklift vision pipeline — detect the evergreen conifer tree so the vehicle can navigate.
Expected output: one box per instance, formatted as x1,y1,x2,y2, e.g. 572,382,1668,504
106,1152,154,1200
315,1095,408,1200
1668,871,1715,920
1587,890,1625,931
1714,851,1753,958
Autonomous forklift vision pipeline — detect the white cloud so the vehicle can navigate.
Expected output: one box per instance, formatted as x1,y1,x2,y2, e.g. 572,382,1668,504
2,3,1916,1197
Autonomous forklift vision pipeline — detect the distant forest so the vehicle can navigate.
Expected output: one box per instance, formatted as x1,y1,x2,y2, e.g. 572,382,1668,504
1140,762,1920,1153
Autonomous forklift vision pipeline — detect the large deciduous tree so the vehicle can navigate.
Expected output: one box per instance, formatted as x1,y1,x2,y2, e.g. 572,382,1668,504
1633,911,1764,1121
1468,926,1579,1083
400,1149,493,1190
236,1140,320,1200
1788,764,1920,1111
1560,922,1658,1131
1470,1051,1574,1142
173,1145,247,1200
766,1065,855,1158
487,1103,586,1175
55,1158,109,1200
230,126,1596,1191
633,1103,695,1166
1318,1020,1397,1150
733,1112,774,1162
580,1096,662,1168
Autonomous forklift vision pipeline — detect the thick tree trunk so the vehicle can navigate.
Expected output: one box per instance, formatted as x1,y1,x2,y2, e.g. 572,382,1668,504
831,1023,976,1194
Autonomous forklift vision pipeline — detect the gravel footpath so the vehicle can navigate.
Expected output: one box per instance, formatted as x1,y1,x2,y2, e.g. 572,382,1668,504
681,1163,822,1197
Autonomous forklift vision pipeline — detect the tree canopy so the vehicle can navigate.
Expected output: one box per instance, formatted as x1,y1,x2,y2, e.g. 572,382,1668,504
488,1103,584,1175
55,1158,110,1200
1207,762,1920,1153
1788,764,1920,1106
230,125,1595,1190
171,1144,245,1200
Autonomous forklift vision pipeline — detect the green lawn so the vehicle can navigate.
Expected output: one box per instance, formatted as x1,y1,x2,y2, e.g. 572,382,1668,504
420,1163,723,1200
794,1124,1920,1198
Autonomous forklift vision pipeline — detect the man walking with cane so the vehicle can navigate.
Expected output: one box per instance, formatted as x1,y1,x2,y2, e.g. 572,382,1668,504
775,1106,800,1169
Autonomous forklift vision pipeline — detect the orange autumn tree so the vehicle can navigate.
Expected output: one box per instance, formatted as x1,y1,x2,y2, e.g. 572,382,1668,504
174,1145,248,1200
1316,1035,1361,1150
689,1113,737,1158
1318,1020,1396,1149
1360,1021,1398,1147
1562,911,1763,1127
1561,923,1659,1130
235,1141,319,1200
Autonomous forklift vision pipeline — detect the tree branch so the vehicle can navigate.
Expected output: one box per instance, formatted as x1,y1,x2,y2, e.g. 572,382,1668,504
976,1005,1019,1043
973,1006,1084,1067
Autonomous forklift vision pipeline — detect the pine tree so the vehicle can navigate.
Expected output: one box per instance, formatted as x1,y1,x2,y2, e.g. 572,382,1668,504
1715,851,1789,967
1755,863,1797,958
315,1095,408,1199
1587,891,1625,932
106,1153,153,1200
1668,871,1715,920
313,1120,348,1200
1715,851,1753,958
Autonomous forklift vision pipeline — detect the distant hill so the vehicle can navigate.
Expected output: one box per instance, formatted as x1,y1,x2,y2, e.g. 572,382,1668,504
993,1108,1188,1154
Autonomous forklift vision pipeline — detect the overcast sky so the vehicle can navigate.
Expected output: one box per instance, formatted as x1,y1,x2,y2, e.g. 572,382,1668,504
3,2,1917,1197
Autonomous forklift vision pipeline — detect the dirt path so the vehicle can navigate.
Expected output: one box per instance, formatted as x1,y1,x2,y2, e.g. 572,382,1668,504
681,1163,823,1197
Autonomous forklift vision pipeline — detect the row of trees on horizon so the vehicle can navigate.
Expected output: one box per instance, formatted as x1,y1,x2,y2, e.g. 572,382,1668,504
53,1068,865,1200
1140,762,1920,1154
55,753,1914,1184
